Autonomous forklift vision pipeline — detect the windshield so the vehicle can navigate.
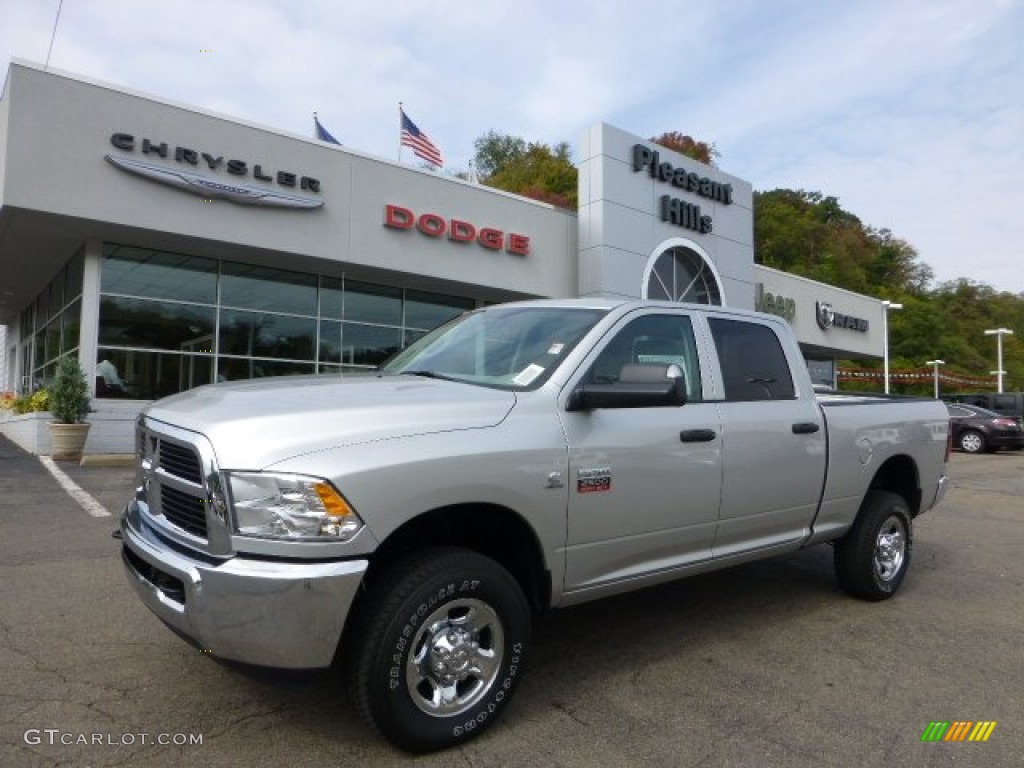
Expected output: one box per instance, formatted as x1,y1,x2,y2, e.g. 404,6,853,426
380,305,608,390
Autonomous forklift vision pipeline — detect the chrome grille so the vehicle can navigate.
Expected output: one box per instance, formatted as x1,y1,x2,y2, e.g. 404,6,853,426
137,423,210,541
160,485,207,537
159,441,203,485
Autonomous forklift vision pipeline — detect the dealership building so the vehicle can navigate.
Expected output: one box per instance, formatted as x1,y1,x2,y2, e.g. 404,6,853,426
0,60,885,454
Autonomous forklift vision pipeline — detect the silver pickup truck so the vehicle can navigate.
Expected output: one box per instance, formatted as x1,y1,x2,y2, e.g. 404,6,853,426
120,299,949,752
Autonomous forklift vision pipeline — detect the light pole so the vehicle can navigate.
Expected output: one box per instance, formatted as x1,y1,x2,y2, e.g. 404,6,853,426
925,359,945,399
984,328,1013,393
882,300,903,394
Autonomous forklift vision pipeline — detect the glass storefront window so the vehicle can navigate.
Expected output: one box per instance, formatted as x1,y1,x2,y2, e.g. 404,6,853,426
97,347,214,399
219,309,316,360
90,244,480,398
61,299,81,354
319,319,342,364
320,277,344,320
65,250,84,302
102,245,218,304
221,262,317,316
99,297,216,352
218,357,315,381
405,290,475,330
805,358,835,389
44,321,61,365
48,275,64,317
34,293,49,328
342,322,402,366
344,281,402,325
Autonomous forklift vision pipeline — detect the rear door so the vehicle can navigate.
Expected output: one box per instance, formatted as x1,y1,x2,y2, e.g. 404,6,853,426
706,316,827,557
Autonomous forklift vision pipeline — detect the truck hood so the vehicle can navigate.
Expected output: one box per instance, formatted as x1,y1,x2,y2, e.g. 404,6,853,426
143,374,516,469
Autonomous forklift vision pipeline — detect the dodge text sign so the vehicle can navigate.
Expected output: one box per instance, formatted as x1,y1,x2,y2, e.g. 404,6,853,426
384,205,530,256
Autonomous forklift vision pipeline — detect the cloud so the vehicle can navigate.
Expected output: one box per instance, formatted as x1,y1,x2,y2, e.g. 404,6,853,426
2,0,1022,291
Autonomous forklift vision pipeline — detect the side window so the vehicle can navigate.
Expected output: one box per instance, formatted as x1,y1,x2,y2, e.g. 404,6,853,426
708,318,795,401
587,314,701,402
992,395,1014,411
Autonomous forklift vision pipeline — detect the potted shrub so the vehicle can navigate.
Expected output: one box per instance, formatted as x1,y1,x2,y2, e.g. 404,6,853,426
47,356,92,461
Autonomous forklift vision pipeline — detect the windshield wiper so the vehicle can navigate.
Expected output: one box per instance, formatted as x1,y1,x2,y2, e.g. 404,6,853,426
398,370,456,381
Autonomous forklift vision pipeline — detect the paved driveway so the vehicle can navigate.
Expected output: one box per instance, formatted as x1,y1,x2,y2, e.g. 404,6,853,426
1,438,1020,767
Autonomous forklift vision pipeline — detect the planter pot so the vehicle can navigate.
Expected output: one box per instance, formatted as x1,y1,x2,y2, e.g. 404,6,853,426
49,422,92,461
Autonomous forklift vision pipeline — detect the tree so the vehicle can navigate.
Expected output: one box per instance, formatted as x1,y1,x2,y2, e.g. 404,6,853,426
649,132,719,166
473,134,577,209
472,131,528,178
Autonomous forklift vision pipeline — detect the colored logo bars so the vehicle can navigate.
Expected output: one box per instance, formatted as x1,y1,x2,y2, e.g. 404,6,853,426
920,721,997,742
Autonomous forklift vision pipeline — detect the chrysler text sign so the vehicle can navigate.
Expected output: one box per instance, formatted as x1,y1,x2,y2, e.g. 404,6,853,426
106,133,323,209
384,205,530,256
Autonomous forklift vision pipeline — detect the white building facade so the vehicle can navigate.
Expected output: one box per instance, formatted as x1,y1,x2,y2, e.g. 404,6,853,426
0,61,889,454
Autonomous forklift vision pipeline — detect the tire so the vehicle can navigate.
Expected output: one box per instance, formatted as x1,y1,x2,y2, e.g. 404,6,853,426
959,430,986,454
834,490,912,601
343,547,531,753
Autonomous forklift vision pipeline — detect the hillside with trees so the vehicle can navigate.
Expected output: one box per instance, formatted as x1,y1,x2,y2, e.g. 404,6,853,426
469,132,1022,394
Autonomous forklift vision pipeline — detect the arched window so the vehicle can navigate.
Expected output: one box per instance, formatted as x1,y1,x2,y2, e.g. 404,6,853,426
644,246,722,305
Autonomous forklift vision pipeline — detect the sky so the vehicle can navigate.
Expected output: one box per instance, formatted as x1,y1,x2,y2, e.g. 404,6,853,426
2,0,1023,293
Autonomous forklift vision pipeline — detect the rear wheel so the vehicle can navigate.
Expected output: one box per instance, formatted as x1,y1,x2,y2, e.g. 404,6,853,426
959,430,986,453
343,547,531,753
835,490,912,601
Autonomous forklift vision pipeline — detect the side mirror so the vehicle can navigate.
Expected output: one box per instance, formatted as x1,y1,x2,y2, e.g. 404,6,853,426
566,364,688,411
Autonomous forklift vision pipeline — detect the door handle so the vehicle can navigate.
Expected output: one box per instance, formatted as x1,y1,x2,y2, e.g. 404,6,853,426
680,429,717,442
792,422,821,434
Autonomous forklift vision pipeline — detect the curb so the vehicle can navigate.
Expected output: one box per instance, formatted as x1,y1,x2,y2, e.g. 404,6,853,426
80,454,135,468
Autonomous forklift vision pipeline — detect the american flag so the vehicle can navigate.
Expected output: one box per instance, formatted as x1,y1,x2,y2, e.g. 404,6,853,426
400,109,443,167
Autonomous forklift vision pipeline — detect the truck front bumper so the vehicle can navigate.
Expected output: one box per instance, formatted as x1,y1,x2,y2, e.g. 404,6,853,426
120,500,367,669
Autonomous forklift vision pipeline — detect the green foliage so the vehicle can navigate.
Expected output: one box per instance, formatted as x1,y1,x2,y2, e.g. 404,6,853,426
472,131,528,178
649,131,719,166
47,356,90,424
471,129,722,210
475,135,578,209
754,188,1023,392
3,389,50,414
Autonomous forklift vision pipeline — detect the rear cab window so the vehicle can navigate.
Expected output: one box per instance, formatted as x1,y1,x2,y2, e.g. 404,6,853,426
708,318,795,401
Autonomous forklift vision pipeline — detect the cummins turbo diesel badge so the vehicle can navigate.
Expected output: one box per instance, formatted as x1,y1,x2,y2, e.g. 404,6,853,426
577,467,612,493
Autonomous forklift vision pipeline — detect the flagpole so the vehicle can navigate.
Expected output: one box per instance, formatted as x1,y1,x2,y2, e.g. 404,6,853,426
398,102,403,162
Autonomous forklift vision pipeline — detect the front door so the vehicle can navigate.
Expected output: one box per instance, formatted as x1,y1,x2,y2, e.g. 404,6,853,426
559,310,723,594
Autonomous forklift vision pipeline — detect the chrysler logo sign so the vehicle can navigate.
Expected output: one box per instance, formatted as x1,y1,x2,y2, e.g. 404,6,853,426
106,133,323,209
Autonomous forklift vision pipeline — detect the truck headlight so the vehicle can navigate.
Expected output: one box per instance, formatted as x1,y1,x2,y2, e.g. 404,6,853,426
226,472,363,541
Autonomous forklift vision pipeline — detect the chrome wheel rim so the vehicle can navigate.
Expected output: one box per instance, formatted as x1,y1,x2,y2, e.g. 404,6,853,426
406,598,504,717
961,433,982,453
874,515,907,582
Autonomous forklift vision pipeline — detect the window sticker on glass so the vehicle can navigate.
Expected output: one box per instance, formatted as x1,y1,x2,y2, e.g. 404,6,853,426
547,343,565,355
513,364,546,386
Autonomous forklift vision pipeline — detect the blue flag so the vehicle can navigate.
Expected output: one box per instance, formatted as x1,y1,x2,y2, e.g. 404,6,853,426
314,115,341,145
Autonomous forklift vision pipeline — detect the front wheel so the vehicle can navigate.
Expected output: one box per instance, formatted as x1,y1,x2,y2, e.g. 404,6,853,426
834,490,912,601
343,547,531,753
959,430,986,453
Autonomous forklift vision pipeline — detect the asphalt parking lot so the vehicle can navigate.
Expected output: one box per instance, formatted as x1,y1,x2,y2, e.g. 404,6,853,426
1,437,1021,768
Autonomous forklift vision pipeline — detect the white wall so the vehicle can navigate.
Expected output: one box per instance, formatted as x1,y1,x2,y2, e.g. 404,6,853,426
2,62,577,301
577,123,755,307
754,265,884,359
